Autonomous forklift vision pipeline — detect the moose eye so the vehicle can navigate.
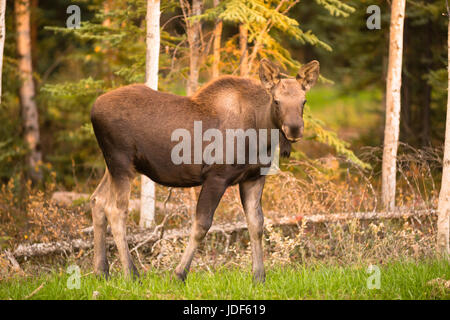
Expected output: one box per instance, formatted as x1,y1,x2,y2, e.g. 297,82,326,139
273,99,280,106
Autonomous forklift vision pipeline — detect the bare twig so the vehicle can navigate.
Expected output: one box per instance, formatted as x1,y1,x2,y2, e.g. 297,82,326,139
24,282,45,300
134,249,148,271
131,188,174,254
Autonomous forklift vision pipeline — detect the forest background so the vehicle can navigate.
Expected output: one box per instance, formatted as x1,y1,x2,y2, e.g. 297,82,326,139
0,0,448,251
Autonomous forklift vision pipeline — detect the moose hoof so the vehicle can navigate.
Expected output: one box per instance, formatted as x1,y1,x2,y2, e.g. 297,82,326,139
128,264,140,280
174,268,188,282
252,271,266,284
95,270,110,280
94,261,110,280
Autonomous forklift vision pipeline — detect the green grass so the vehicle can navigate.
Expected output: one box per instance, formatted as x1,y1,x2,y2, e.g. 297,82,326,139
1,259,449,300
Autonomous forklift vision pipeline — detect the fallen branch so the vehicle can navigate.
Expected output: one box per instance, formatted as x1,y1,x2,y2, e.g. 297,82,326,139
276,208,437,224
12,209,436,259
4,250,24,273
51,191,187,213
13,238,94,258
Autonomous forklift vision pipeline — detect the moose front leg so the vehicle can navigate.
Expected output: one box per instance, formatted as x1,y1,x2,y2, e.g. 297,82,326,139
239,176,266,283
175,177,228,281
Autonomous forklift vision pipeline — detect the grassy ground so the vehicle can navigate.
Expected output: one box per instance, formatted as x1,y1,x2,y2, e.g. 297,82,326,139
1,259,448,300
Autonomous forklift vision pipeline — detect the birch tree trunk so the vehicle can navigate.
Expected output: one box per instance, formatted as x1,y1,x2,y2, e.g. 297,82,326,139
239,24,248,77
15,0,42,183
211,0,222,79
381,0,405,211
140,0,160,228
0,0,6,103
436,4,450,256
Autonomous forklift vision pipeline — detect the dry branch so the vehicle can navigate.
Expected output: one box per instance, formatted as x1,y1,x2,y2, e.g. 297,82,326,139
51,191,186,212
281,209,436,224
4,249,23,273
12,209,436,259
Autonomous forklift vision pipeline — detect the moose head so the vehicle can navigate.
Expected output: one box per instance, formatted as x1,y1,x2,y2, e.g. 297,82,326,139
259,59,320,142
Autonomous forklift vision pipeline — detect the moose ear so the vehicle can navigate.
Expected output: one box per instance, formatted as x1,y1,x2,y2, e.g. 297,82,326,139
259,58,280,90
296,60,320,91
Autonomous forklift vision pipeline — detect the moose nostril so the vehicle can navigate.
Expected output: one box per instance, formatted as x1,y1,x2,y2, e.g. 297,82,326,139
282,124,303,140
289,125,300,136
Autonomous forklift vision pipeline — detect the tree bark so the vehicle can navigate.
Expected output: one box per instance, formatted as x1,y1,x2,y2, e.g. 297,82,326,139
0,0,6,103
381,0,405,211
239,24,248,77
15,0,42,183
140,0,160,228
182,0,202,96
436,3,450,256
211,0,222,79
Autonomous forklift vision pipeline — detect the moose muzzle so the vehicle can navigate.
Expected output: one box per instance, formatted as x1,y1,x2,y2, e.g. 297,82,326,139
282,123,303,142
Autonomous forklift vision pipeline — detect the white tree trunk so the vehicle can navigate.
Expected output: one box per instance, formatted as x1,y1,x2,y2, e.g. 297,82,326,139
381,0,405,211
0,0,6,103
140,0,160,228
15,0,42,183
436,10,450,256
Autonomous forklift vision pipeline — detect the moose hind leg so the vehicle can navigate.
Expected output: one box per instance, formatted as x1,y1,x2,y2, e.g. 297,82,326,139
90,170,111,278
175,177,228,281
239,177,266,283
105,175,139,278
